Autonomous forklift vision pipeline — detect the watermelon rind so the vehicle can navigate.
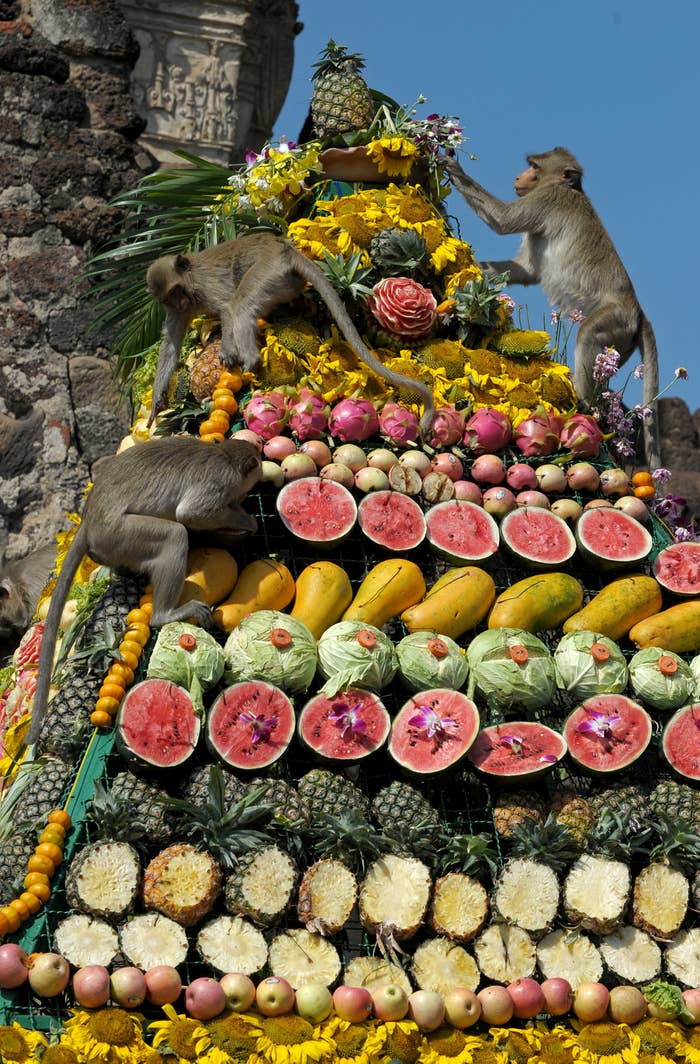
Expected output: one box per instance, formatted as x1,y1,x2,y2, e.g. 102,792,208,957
661,703,700,781
425,500,500,565
466,721,566,782
357,491,426,553
563,694,653,775
500,506,576,570
115,679,200,771
276,477,357,547
206,681,295,770
388,688,480,775
298,688,391,762
653,542,700,597
575,507,653,569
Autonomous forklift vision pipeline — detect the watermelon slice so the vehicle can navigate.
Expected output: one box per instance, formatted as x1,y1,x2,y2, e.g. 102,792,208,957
466,721,566,781
661,703,700,781
115,679,200,771
388,689,480,775
575,507,652,569
500,507,576,569
276,477,357,547
207,681,295,770
653,542,700,596
563,694,652,774
297,688,390,762
357,491,426,552
425,500,499,565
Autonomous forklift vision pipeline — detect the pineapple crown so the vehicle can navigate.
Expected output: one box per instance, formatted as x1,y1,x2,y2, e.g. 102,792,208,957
437,831,498,879
507,813,579,873
87,779,158,845
452,272,510,333
319,250,375,301
382,817,446,867
648,812,700,871
586,808,654,861
369,228,430,280
312,40,367,80
305,808,391,875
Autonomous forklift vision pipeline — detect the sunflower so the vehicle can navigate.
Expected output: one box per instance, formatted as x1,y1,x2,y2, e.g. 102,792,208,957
318,1017,384,1064
38,1045,81,1064
204,1010,261,1063
287,216,360,261
0,1023,47,1062
444,264,483,294
470,1042,509,1064
253,1013,335,1064
631,1018,682,1059
419,1024,484,1064
528,1025,578,1064
489,1026,538,1064
561,1021,641,1064
365,139,420,178
255,334,307,388
62,1009,148,1063
677,1021,700,1063
149,1003,211,1061
377,1019,422,1064
334,212,378,248
384,184,439,224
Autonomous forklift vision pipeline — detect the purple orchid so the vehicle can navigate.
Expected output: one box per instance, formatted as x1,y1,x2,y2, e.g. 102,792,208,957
499,733,525,757
577,707,621,741
240,710,278,745
328,701,367,741
408,704,457,742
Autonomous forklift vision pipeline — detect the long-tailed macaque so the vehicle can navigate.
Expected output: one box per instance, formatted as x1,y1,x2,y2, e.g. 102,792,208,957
445,149,660,466
0,544,55,647
27,436,261,748
146,233,435,433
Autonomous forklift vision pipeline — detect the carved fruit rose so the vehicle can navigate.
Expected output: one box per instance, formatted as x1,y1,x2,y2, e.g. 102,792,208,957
367,276,437,338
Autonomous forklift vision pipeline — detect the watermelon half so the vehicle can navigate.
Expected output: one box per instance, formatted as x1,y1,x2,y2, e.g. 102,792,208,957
563,694,652,774
115,679,200,771
466,721,566,781
357,491,426,552
654,542,700,597
661,703,700,781
388,689,480,775
575,507,652,569
425,500,499,565
276,477,357,548
298,688,390,762
207,681,295,770
500,506,576,569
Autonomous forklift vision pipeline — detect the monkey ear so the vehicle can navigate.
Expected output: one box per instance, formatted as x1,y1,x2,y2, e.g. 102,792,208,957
241,454,261,478
174,254,192,273
0,581,10,600
563,167,583,191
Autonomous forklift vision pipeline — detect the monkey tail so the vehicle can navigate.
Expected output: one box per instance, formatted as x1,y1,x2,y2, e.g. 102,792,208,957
292,253,436,435
26,522,89,749
639,314,661,470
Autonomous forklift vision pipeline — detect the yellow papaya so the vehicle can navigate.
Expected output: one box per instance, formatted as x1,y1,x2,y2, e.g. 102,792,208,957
488,572,583,633
401,566,496,640
290,561,353,639
343,558,426,628
563,574,663,640
177,547,238,609
629,600,700,653
212,558,295,632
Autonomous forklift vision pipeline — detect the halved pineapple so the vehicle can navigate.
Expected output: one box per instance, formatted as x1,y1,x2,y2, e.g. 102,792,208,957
563,854,630,935
598,925,661,983
411,936,479,994
343,956,412,996
494,858,559,934
474,923,536,983
536,928,603,990
430,873,489,942
142,843,221,927
268,928,341,988
197,914,268,975
633,862,689,939
359,854,431,943
65,842,141,920
298,858,357,935
664,928,700,987
54,914,119,968
119,912,189,969
225,845,297,927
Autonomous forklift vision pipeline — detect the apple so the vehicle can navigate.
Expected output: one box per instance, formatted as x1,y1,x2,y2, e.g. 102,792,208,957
408,989,445,1032
28,952,70,997
332,984,373,1023
255,976,295,1016
295,982,333,1024
541,978,573,1017
371,983,409,1021
145,965,182,1006
0,943,29,989
608,985,647,1024
220,972,256,1012
477,985,514,1026
443,987,481,1029
185,978,227,1020
683,989,700,1024
110,966,147,1008
573,982,610,1023
72,965,111,1008
507,977,545,1019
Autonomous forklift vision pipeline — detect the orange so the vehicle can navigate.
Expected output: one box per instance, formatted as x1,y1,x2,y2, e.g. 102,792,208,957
9,897,30,921
126,607,151,626
24,872,50,889
35,842,63,866
199,418,225,436
208,408,230,426
0,906,21,933
47,810,72,830
40,824,65,844
200,431,225,443
631,471,654,486
26,881,51,903
218,370,243,392
211,387,234,400
213,395,238,416
109,662,135,685
633,485,655,500
124,622,151,646
116,648,139,671
19,892,41,915
118,639,143,660
27,854,55,877
91,709,113,729
99,682,125,702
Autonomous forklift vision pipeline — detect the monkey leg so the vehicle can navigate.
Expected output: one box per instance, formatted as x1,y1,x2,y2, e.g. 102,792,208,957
120,516,212,628
572,304,636,404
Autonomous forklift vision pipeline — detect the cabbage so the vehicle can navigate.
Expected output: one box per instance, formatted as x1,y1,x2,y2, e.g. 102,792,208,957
628,646,694,711
223,610,317,694
317,621,397,696
553,630,629,700
146,622,225,710
466,628,555,715
396,631,468,692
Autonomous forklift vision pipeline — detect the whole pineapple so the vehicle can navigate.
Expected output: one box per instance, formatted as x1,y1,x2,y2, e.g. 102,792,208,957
492,789,546,839
188,338,226,403
311,41,375,139
298,768,369,820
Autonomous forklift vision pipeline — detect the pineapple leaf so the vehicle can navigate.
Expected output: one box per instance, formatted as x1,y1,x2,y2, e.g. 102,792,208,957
304,808,391,875
587,808,654,860
437,831,498,879
508,813,579,873
319,250,374,300
452,272,510,334
648,812,700,870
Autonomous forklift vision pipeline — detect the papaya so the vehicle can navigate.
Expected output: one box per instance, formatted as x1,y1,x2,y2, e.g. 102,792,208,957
629,600,700,653
212,558,295,632
401,566,496,640
562,574,663,640
177,547,238,609
488,572,583,633
343,558,426,628
290,561,353,639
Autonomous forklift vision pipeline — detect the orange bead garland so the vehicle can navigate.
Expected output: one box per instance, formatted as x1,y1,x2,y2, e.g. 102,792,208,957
89,590,153,731
197,370,244,441
0,808,72,940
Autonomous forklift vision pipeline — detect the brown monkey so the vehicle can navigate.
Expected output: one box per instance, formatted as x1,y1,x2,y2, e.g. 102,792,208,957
26,436,261,748
445,149,660,466
146,232,435,433
0,544,55,647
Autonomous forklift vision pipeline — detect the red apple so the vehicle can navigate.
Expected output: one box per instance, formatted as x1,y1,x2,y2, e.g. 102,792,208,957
255,976,295,1016
28,952,70,997
295,982,333,1023
145,965,182,1006
333,984,373,1023
185,978,227,1020
72,965,111,1008
507,977,545,1019
371,983,409,1021
443,987,481,1029
608,985,647,1024
573,982,610,1023
682,989,700,1024
0,943,29,989
477,985,514,1025
408,989,445,1031
110,966,147,1008
541,977,573,1016
220,972,256,1012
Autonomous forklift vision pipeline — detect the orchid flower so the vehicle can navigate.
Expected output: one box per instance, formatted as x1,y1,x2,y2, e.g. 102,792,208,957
328,701,367,741
239,710,277,745
408,704,457,741
577,707,621,740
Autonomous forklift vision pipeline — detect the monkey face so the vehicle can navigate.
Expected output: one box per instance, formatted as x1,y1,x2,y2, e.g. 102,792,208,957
514,164,539,196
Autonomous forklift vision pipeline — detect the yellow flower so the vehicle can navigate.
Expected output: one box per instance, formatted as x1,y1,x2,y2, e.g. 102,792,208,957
253,1013,335,1064
676,1019,700,1062
0,1023,47,1062
489,1025,538,1064
319,1017,384,1064
419,1024,484,1063
491,329,552,357
560,1021,641,1064
204,1009,262,1063
430,236,472,273
287,216,360,261
62,1009,147,1063
384,184,439,224
40,1044,81,1064
444,265,483,294
255,334,307,388
365,137,420,177
149,1003,211,1061
527,1024,578,1064
378,1018,422,1063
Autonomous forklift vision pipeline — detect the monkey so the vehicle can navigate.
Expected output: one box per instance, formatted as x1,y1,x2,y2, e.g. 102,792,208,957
145,232,436,434
26,436,262,748
0,544,56,649
445,148,660,467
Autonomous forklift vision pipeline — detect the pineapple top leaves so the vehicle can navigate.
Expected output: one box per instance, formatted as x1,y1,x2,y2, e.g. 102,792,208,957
319,250,375,301
304,808,392,875
648,812,700,872
452,272,511,335
507,813,580,874
311,40,368,80
437,831,498,880
586,808,654,861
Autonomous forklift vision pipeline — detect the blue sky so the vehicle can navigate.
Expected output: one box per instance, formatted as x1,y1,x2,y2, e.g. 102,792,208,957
273,0,699,414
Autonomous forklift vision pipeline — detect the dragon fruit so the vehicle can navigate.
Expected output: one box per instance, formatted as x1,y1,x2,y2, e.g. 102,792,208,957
464,408,512,454
424,404,466,448
378,402,420,447
288,390,330,441
243,390,289,441
328,397,380,442
559,413,604,458
513,411,562,457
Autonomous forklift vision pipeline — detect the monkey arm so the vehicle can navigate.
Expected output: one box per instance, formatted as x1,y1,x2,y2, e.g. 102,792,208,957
480,260,538,286
446,158,540,236
149,308,190,424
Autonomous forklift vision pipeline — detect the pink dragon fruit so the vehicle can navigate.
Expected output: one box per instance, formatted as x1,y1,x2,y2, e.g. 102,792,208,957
559,413,604,458
424,404,466,448
243,390,289,441
513,411,562,457
464,408,512,454
287,390,330,441
328,397,380,442
378,402,420,447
